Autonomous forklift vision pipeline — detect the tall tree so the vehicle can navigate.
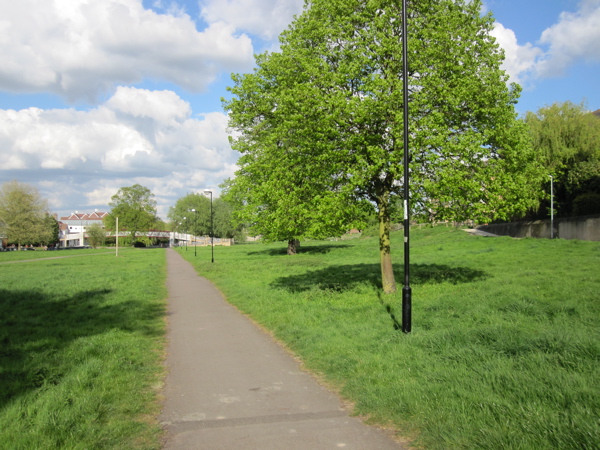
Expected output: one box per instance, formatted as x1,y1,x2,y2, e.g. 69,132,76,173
224,33,373,254
104,184,157,244
167,193,211,237
0,180,53,249
225,0,542,292
525,101,600,217
38,214,59,247
87,223,106,248
212,198,246,241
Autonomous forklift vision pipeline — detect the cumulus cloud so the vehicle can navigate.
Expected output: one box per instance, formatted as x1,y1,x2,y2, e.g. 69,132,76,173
0,0,254,101
490,0,600,85
0,87,238,218
200,0,304,40
536,0,600,77
490,22,543,85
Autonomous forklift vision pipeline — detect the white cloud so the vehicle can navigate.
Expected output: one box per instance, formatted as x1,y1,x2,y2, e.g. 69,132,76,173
536,0,600,77
200,0,304,40
0,0,254,101
491,0,600,85
490,22,543,85
107,87,190,119
0,87,238,218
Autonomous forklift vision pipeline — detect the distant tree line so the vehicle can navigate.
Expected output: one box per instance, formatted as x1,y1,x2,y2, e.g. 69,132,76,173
167,192,244,243
104,185,244,246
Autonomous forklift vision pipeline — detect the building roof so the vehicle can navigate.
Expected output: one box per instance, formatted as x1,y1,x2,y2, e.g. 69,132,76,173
60,211,108,221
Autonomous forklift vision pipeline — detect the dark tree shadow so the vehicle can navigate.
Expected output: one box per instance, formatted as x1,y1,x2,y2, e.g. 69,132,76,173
271,263,488,331
0,288,164,409
270,263,488,293
384,303,402,331
247,243,351,256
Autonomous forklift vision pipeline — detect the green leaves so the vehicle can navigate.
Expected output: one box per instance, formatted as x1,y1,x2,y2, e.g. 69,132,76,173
525,101,600,217
86,223,106,248
167,193,211,236
0,180,53,248
105,184,157,243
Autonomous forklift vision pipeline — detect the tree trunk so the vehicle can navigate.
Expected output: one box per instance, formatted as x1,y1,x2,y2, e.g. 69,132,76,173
378,196,396,294
287,239,300,255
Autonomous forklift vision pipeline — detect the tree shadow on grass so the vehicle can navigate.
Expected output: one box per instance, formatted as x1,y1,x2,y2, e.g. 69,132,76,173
271,263,488,293
247,243,351,256
0,288,164,410
271,263,488,330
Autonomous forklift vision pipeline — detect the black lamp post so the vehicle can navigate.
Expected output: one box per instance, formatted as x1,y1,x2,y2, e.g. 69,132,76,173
204,190,214,263
190,209,197,257
401,0,412,333
549,175,554,239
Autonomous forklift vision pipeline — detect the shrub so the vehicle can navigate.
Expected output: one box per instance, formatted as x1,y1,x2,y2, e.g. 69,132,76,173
572,192,600,216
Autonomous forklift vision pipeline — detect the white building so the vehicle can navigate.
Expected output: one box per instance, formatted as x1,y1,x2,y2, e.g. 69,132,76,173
59,210,108,247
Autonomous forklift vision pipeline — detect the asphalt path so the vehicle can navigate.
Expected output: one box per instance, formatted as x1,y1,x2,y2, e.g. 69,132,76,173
160,248,405,450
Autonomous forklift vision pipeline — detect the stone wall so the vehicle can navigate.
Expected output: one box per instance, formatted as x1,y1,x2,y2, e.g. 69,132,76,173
477,215,600,241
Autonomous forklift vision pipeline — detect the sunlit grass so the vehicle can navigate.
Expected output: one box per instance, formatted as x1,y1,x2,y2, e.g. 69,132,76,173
0,249,166,449
0,247,120,262
179,228,600,449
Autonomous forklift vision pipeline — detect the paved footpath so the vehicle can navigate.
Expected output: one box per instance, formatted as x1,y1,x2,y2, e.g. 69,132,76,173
160,249,405,449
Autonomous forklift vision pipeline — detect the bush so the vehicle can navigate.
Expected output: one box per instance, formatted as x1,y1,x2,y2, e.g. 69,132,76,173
572,192,600,216
359,223,379,238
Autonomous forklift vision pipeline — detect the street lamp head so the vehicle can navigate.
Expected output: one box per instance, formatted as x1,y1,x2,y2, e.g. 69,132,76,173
204,189,212,195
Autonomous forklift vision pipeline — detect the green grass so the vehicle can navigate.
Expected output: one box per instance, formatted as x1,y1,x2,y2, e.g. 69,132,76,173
179,228,600,449
0,247,116,262
0,249,167,449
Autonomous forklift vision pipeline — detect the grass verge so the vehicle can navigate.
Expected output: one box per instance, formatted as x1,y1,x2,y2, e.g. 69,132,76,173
178,228,599,449
0,248,167,449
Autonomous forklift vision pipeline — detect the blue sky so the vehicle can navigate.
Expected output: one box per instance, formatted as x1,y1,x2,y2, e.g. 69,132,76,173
1,0,598,220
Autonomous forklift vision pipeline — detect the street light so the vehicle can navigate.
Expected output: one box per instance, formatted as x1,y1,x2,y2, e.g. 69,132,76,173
550,175,554,239
190,209,197,256
204,190,214,263
179,219,186,250
401,0,412,333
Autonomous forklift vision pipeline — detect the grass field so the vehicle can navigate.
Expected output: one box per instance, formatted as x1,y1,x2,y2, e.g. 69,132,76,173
0,247,115,262
0,248,167,449
179,227,600,449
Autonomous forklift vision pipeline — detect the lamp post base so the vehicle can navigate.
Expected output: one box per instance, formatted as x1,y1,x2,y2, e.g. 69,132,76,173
402,286,412,334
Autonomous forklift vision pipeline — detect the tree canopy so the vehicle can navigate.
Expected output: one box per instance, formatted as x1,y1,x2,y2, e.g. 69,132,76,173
168,193,211,237
168,192,245,241
104,184,158,244
0,180,55,249
87,223,106,248
212,197,245,241
525,101,600,217
222,62,364,254
225,0,542,292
